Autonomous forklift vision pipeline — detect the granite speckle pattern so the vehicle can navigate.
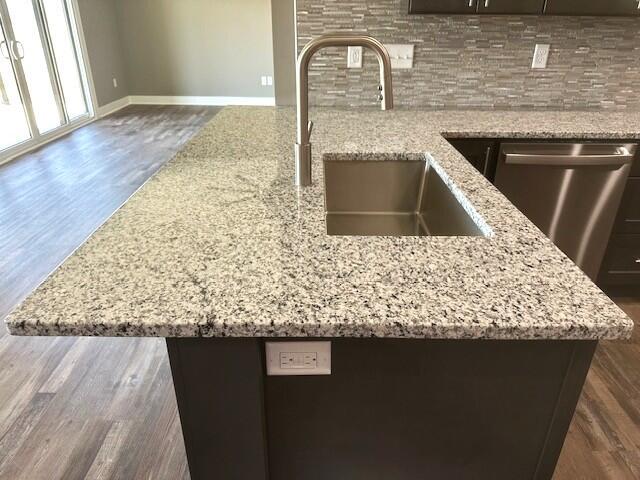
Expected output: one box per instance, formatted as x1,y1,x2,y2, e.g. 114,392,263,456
4,107,638,340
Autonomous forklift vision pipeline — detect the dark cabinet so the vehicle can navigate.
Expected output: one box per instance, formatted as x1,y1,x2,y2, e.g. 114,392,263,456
599,176,640,290
614,178,640,234
409,0,640,15
408,0,477,14
599,173,640,289
598,235,640,286
544,0,640,16
478,0,545,14
632,152,640,177
447,138,498,181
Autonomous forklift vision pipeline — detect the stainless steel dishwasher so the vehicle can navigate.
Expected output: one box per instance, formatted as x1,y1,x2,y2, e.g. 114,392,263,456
494,142,636,280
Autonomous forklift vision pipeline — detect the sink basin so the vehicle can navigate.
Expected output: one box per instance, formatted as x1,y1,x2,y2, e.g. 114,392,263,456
323,156,485,236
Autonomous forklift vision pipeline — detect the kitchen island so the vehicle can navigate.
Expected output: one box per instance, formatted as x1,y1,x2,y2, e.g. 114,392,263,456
4,107,638,479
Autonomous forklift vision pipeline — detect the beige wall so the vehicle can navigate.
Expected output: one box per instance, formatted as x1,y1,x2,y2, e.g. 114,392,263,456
271,0,296,106
76,0,129,106
114,0,275,98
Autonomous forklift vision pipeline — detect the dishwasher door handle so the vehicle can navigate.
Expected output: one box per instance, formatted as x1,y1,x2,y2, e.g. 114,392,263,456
504,148,634,167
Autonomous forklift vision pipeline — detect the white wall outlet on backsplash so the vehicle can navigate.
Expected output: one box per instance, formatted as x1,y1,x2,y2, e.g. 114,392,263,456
261,75,273,87
385,44,414,69
347,46,363,69
532,44,550,69
112,77,118,88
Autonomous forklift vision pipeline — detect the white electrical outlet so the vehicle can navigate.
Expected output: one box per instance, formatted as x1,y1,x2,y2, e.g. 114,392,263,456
532,44,550,69
113,77,118,88
280,352,317,369
267,75,273,86
265,341,331,376
347,46,363,69
385,44,415,69
261,75,268,86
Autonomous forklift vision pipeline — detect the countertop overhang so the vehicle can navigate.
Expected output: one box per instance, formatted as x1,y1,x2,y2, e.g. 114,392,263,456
4,107,638,340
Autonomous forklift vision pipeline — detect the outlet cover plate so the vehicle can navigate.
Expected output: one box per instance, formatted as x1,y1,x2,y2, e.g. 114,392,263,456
266,341,331,376
385,44,414,69
532,44,550,69
347,46,363,68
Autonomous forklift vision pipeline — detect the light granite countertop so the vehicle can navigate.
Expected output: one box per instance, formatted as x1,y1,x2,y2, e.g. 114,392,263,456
5,107,639,340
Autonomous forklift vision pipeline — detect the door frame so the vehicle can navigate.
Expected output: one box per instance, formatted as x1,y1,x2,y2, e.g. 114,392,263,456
0,0,97,166
0,2,38,141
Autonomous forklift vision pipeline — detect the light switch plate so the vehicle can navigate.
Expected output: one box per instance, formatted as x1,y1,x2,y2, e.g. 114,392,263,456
347,46,363,68
385,44,414,69
532,44,550,69
265,341,331,376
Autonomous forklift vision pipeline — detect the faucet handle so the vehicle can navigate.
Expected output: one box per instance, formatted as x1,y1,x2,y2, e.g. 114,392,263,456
377,94,384,102
377,85,383,91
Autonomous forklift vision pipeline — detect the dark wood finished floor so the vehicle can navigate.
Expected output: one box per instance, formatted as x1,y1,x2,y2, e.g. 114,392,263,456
0,105,638,479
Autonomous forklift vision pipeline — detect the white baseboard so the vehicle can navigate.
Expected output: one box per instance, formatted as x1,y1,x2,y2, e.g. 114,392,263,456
128,95,276,107
96,96,273,116
96,96,131,117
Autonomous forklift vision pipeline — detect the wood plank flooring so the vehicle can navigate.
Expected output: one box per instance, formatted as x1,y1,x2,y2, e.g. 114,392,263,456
0,105,638,479
0,105,218,479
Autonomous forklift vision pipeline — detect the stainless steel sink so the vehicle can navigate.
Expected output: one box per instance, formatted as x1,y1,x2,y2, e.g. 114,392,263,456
323,157,485,236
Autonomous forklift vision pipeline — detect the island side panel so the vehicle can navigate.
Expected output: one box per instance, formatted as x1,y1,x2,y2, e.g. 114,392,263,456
166,338,596,480
264,339,597,480
533,340,597,479
166,338,269,480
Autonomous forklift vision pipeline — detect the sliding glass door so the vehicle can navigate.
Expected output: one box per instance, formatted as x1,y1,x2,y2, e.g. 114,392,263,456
41,0,88,120
0,15,31,151
0,0,91,158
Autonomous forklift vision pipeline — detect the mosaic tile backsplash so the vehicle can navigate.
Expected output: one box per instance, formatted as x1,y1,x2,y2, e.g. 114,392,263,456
296,0,640,110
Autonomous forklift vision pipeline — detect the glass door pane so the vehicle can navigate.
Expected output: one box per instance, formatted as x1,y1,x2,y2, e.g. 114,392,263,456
41,0,87,120
5,0,62,134
0,17,31,151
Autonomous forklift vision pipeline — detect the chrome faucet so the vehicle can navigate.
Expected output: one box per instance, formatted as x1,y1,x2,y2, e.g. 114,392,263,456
295,34,394,186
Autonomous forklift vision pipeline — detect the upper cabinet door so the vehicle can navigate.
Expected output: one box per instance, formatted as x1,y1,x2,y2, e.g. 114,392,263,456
478,0,545,14
408,0,478,14
544,0,640,15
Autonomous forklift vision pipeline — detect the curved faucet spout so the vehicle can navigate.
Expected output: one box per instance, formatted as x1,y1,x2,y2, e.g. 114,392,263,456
295,34,394,187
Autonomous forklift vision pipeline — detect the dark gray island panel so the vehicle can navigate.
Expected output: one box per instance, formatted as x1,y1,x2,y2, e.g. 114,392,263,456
166,339,269,480
167,338,596,480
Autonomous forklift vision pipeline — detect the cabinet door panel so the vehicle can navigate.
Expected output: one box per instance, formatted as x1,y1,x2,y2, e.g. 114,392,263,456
545,0,640,16
599,235,640,286
478,0,545,14
631,152,640,176
409,0,477,14
447,138,497,180
615,178,640,234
